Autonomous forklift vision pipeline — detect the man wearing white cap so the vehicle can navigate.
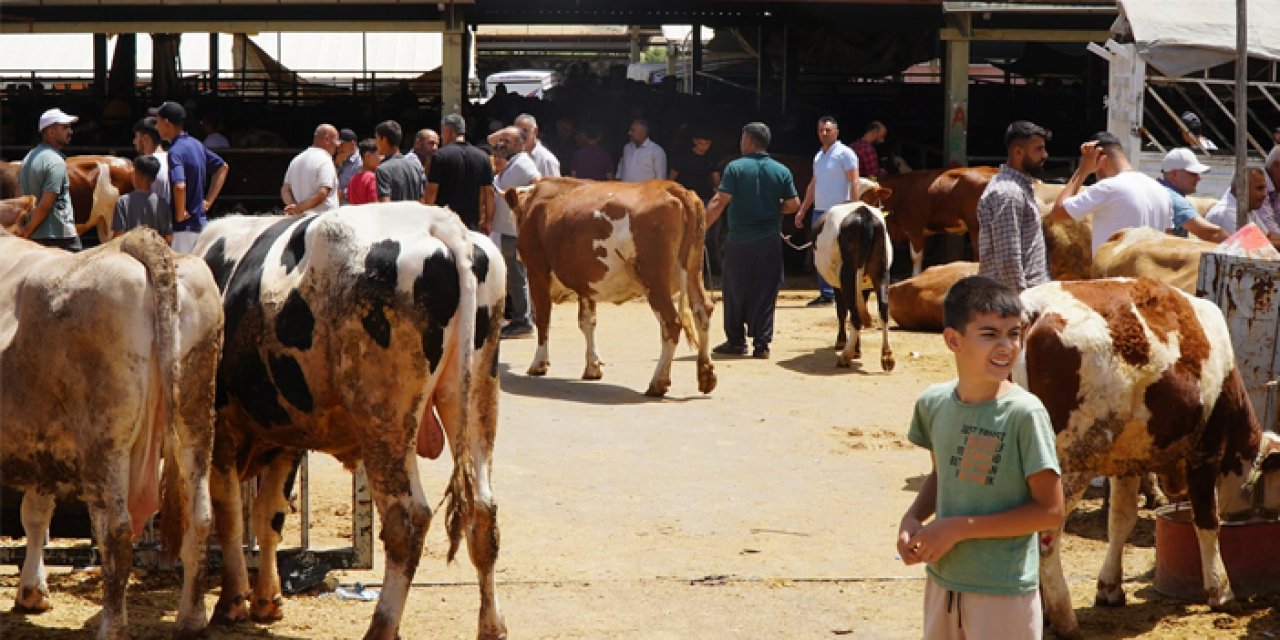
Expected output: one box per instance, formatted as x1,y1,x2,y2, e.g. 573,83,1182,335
16,108,81,251
1159,147,1228,243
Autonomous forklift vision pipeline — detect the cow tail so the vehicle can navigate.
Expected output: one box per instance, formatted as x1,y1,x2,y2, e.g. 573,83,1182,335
440,220,480,564
670,184,704,348
121,229,186,561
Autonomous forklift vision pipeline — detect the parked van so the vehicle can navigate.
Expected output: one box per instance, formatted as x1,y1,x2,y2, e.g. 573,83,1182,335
483,69,558,100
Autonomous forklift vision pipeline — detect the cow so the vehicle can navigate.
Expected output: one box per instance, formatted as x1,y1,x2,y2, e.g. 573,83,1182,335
0,227,223,639
1092,226,1219,294
1,195,35,232
192,203,506,639
1,155,134,241
865,167,997,276
886,261,979,332
502,177,716,398
812,202,895,370
1014,277,1280,639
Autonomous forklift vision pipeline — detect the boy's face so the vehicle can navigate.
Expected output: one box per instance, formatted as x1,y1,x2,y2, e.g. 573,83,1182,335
361,150,381,170
692,138,711,155
943,312,1023,387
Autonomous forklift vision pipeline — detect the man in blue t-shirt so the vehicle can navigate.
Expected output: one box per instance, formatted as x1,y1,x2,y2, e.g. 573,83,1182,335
1159,148,1227,243
795,116,859,306
705,122,800,359
155,101,229,253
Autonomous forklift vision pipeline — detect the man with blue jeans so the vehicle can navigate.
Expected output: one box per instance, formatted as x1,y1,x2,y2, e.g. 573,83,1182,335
795,116,860,306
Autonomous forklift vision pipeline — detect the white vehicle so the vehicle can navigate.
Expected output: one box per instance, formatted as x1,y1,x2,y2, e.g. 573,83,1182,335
483,69,558,100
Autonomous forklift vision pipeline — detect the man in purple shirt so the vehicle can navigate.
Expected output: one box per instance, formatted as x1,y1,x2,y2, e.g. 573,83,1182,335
570,123,613,180
155,101,229,253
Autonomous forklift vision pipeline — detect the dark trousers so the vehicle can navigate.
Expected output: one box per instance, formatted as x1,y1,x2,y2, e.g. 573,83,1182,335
33,236,83,252
721,234,782,349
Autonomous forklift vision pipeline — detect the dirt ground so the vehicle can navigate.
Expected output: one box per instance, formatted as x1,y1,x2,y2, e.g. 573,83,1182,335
3,291,1278,639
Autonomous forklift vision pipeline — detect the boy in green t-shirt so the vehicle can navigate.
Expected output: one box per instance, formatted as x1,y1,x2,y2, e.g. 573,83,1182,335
897,276,1063,639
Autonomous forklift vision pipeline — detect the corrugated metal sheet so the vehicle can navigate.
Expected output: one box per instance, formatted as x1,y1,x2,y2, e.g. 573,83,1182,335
1197,252,1280,433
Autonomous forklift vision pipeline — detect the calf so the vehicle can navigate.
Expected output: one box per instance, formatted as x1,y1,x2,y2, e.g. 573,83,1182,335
812,202,894,370
1014,278,1280,638
0,228,222,639
504,177,715,397
193,204,506,639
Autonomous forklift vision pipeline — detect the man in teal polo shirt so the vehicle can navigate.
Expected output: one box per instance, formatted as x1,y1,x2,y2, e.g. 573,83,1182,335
705,122,800,359
17,108,82,251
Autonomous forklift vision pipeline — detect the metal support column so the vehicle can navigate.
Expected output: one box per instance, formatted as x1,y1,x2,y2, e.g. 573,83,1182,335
442,6,465,116
629,26,642,64
209,33,219,96
691,24,703,95
1234,0,1249,229
93,34,108,100
942,15,970,167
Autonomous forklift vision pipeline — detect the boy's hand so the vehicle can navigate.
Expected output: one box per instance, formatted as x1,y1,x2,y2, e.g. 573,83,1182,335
907,518,963,565
897,517,925,565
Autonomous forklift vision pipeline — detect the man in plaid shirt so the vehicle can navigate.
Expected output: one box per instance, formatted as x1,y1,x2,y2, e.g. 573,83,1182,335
976,121,1051,291
851,121,887,179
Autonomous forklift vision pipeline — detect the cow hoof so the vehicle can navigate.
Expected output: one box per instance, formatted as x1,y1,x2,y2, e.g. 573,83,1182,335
1049,624,1082,640
211,594,249,625
14,586,52,613
836,358,852,368
527,362,549,377
881,356,896,372
582,364,603,380
250,595,285,622
697,365,716,394
644,381,670,397
171,623,210,639
479,620,509,640
1093,584,1125,607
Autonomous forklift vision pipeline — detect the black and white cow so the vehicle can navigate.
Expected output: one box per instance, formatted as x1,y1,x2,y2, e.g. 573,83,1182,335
812,198,895,371
192,203,506,639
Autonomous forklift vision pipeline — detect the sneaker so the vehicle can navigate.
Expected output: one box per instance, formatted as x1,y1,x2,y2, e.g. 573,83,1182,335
752,346,771,359
712,341,748,356
806,295,834,307
500,322,533,339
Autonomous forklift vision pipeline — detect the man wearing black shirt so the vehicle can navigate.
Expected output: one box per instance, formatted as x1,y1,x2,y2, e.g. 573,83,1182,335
426,113,494,230
668,129,721,202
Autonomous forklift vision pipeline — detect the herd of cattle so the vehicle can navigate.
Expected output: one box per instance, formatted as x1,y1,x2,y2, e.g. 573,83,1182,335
0,154,1277,639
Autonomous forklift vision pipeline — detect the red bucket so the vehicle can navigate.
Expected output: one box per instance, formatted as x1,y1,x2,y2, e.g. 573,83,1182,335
1154,503,1280,600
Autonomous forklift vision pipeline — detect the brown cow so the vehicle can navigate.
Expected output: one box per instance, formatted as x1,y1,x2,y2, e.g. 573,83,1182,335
1092,226,1218,293
2,155,134,239
0,195,35,232
886,261,979,331
868,167,997,276
1016,278,1280,638
503,177,716,397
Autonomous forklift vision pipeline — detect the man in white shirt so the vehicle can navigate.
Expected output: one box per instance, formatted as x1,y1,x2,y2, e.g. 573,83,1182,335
795,116,859,306
1205,167,1280,246
281,123,340,215
617,118,667,182
1049,131,1171,254
488,126,542,338
514,113,560,177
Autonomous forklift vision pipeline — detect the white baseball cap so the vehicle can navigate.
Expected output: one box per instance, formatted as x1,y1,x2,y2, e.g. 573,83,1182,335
1161,147,1210,174
37,108,78,132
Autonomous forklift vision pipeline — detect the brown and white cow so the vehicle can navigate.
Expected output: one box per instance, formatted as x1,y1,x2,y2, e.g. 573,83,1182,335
1014,278,1280,638
0,195,35,232
0,228,223,639
1091,226,1218,294
886,261,979,332
193,204,506,639
1,156,133,240
812,201,895,370
503,177,715,397
866,167,996,276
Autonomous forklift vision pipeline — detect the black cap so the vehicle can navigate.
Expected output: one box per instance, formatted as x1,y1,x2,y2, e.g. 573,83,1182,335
156,101,186,124
339,128,358,142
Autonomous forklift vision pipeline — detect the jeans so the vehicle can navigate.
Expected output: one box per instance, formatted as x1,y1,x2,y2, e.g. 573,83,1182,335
500,234,531,326
811,209,833,298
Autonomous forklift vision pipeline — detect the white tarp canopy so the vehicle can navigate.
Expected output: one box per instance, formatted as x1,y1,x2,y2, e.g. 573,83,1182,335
0,32,441,78
1115,0,1280,77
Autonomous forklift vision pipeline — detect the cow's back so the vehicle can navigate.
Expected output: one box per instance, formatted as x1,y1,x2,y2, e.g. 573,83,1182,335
1091,227,1216,294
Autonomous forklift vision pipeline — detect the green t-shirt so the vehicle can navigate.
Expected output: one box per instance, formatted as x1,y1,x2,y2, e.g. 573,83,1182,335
717,152,797,243
19,144,77,240
907,380,1060,596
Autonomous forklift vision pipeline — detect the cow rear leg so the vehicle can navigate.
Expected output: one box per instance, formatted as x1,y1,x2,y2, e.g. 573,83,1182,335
87,474,135,640
210,461,251,624
249,452,301,623
644,291,681,397
173,439,213,637
363,449,432,640
578,298,603,380
526,270,553,377
15,492,56,612
836,267,863,367
908,237,924,277
462,435,507,639
875,276,894,372
1096,476,1140,606
833,288,849,352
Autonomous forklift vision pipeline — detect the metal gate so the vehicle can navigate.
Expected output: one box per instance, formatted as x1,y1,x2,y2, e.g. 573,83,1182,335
1197,252,1280,433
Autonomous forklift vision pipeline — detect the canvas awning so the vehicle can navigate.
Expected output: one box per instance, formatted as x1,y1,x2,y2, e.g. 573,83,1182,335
1115,0,1280,77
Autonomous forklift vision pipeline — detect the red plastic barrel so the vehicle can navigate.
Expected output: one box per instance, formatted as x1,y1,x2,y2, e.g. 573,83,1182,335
1154,503,1280,600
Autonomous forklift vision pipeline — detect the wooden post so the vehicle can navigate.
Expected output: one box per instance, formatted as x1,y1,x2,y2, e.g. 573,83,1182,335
93,34,107,100
942,16,970,168
442,6,465,116
691,24,702,94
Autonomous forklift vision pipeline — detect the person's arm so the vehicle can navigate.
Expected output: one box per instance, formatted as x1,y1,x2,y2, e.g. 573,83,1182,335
112,198,128,238
847,167,861,201
905,468,1063,565
1049,142,1100,222
668,167,679,181
376,166,391,203
203,162,229,213
706,191,732,227
1182,216,1229,243
795,176,816,228
423,182,440,205
173,182,189,223
18,191,56,239
655,148,667,182
479,186,494,233
977,193,1025,289
711,170,722,191
780,196,801,216
897,463,938,565
281,183,297,208
285,186,331,215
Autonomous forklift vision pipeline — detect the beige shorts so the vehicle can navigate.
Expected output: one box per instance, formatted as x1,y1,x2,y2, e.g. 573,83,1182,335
923,576,1042,640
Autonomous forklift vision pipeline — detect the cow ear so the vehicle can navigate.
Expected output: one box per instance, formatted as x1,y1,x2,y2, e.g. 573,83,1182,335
878,187,894,202
502,187,520,212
